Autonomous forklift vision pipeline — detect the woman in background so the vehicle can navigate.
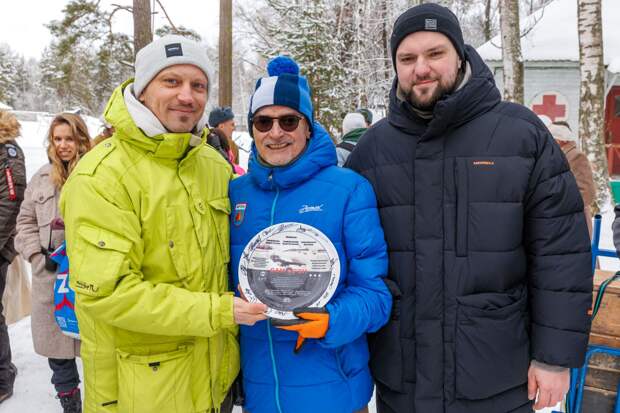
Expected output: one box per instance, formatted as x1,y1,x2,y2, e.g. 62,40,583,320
15,113,91,413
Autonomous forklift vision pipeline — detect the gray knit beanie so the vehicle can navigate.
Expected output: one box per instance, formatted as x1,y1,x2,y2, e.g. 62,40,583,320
133,35,212,98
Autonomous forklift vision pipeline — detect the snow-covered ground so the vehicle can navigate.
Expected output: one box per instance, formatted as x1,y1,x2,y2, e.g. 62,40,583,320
2,115,613,412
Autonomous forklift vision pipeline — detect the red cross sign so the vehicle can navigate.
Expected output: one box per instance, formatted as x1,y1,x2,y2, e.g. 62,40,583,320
530,93,568,122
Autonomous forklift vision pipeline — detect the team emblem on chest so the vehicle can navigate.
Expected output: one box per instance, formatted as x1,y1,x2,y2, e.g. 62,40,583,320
234,202,247,226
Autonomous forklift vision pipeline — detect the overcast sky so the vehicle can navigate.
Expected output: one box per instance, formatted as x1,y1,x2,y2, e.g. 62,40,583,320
0,0,221,59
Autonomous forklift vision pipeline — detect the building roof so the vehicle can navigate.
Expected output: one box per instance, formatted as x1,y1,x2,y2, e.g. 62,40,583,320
477,0,620,64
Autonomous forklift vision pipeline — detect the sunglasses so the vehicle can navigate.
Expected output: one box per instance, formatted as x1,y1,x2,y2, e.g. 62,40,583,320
253,115,303,133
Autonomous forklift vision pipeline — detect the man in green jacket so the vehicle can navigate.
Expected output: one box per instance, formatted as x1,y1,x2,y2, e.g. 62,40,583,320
60,35,266,413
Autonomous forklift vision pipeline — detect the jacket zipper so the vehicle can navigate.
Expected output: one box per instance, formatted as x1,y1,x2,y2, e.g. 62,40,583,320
267,181,283,413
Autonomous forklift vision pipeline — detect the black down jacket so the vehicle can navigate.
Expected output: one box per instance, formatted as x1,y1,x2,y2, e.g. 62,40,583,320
346,46,592,413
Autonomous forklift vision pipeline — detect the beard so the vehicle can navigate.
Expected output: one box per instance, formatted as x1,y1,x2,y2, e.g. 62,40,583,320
404,71,460,111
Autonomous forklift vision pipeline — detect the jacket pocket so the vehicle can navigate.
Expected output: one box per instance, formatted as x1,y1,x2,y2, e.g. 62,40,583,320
33,189,55,227
72,224,132,297
166,205,191,282
116,345,194,413
207,197,231,263
454,158,468,257
455,286,529,400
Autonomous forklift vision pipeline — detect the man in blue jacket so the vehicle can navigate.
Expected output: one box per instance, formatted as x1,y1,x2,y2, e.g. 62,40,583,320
229,56,392,413
347,3,592,413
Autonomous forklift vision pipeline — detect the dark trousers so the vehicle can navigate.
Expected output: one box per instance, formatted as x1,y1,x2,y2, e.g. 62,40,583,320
48,358,80,393
0,259,16,393
214,391,233,413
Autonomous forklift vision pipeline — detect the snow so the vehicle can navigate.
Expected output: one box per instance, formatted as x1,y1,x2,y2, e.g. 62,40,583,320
609,57,620,75
477,0,620,65
0,102,12,110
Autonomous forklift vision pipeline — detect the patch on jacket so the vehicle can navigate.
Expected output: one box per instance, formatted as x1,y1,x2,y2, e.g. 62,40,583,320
5,143,17,158
299,204,323,214
234,202,247,226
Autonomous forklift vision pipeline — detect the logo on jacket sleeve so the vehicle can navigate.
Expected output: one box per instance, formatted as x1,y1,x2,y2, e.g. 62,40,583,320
234,202,247,226
5,144,18,158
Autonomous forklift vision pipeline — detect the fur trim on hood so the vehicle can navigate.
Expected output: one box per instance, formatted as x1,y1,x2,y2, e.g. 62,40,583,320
0,110,21,143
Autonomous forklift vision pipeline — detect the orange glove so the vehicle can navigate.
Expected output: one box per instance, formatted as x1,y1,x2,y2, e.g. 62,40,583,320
274,307,329,353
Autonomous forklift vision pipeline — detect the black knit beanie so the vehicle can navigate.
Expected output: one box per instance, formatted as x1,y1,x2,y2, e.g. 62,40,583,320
390,3,465,70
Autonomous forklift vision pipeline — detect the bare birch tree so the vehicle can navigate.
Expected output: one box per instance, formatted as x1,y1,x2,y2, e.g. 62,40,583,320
133,0,152,56
578,0,609,209
499,0,523,103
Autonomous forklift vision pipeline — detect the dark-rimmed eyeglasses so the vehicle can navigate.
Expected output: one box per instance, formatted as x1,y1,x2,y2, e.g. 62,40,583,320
252,115,303,133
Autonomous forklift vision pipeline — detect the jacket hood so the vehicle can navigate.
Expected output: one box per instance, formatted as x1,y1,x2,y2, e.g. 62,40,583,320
248,121,336,190
103,79,206,160
388,45,501,140
0,111,21,143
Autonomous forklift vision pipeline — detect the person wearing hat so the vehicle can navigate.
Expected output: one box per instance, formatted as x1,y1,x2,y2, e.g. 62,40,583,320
346,3,592,412
549,121,596,237
356,108,373,128
60,35,266,413
208,107,245,175
229,55,391,413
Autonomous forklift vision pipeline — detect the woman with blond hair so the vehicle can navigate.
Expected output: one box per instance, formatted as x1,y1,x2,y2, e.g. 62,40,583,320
15,113,91,413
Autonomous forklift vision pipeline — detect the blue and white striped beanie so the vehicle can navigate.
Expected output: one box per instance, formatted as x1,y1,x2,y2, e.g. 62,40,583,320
248,56,313,135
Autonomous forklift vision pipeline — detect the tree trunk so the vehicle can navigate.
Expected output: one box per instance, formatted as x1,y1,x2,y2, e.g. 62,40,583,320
578,0,609,211
133,0,152,57
484,0,492,42
499,0,523,103
219,0,233,107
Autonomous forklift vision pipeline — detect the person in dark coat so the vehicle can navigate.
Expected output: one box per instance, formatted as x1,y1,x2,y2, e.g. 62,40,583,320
0,110,26,404
345,3,593,413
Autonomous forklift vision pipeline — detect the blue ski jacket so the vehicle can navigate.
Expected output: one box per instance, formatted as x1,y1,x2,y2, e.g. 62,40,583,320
230,122,391,413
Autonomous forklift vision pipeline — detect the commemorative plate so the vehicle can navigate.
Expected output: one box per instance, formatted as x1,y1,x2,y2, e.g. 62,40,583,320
238,222,340,320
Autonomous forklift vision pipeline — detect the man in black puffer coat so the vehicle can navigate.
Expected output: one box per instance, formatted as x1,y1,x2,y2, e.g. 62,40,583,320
346,3,592,413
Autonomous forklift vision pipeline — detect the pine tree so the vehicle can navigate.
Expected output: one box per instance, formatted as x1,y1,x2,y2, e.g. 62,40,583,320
41,0,133,114
0,45,20,106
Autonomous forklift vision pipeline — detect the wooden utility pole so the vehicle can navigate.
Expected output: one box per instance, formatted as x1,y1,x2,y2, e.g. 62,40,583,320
219,0,233,107
499,0,524,104
133,0,153,56
578,0,609,209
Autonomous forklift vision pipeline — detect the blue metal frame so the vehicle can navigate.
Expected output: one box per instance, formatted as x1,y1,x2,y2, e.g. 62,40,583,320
591,214,620,268
572,345,620,413
562,214,620,413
